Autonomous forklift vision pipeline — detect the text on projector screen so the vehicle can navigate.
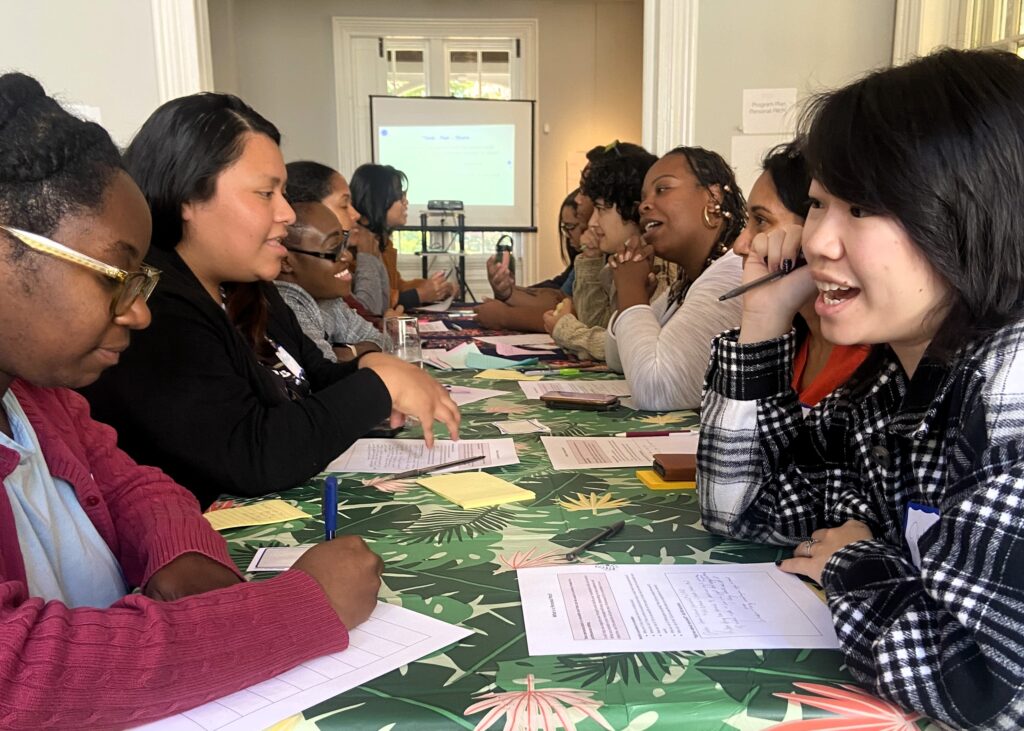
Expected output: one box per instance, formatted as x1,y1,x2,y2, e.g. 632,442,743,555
378,124,515,207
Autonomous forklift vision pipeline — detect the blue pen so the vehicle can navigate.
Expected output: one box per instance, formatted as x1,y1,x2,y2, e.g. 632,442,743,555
323,476,338,541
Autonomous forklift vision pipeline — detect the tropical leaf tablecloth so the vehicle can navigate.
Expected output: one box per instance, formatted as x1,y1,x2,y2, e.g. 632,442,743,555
218,370,936,731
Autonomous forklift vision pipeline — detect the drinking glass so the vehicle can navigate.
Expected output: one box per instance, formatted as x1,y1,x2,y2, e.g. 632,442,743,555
384,315,422,365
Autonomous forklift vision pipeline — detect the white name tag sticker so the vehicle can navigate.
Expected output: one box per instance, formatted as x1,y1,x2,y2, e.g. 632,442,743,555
904,502,941,568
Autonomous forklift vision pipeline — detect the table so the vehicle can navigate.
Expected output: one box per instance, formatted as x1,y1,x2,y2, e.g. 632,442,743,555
218,370,930,730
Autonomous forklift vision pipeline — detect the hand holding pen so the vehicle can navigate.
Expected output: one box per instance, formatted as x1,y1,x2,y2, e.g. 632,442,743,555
727,224,818,344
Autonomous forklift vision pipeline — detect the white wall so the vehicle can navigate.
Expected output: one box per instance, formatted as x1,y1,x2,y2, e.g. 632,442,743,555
0,0,161,148
694,0,896,195
208,0,644,284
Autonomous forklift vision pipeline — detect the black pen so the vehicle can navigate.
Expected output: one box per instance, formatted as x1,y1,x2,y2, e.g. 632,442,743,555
382,454,485,481
564,520,625,562
718,257,806,302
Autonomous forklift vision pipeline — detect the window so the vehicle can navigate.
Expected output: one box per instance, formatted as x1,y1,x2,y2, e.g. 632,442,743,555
334,18,539,291
961,0,1024,54
385,48,427,97
448,48,513,99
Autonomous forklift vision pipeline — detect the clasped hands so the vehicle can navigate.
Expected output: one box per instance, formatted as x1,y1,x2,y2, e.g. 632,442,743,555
609,235,659,307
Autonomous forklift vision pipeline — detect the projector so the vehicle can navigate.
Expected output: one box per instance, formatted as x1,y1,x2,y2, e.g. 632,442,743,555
427,200,464,211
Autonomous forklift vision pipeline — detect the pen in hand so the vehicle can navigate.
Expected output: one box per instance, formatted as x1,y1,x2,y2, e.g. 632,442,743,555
323,475,338,541
564,520,626,562
718,257,806,302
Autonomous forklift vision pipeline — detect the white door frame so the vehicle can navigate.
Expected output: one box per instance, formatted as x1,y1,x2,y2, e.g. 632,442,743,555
641,0,699,154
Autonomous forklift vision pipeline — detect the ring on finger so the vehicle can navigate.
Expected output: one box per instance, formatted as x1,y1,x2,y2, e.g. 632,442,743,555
801,538,819,558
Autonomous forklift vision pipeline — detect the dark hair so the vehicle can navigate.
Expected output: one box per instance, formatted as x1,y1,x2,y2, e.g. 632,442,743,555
124,92,281,353
557,189,581,265
0,73,123,243
349,163,407,248
800,48,1024,356
663,146,747,248
761,140,811,220
580,145,658,224
285,160,337,204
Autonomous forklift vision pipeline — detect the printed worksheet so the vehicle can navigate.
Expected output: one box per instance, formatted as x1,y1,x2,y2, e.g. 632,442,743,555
138,602,471,731
326,438,519,474
518,563,838,654
541,433,698,470
518,379,633,400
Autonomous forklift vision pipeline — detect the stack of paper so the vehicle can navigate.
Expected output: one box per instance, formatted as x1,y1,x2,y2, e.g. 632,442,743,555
541,433,699,470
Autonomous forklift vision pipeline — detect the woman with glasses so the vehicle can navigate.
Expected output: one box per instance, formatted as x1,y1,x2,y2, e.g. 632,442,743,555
275,201,389,361
605,147,746,410
350,163,455,309
0,72,384,729
286,160,390,320
82,92,459,510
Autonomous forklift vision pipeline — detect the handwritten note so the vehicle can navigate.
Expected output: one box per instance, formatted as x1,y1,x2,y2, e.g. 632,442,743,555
204,500,309,531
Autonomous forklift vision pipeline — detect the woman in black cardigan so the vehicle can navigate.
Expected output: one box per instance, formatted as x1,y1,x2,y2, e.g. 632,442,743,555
82,93,459,508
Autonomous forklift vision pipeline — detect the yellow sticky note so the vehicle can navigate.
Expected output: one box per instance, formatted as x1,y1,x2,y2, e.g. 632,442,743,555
473,369,543,381
417,472,535,509
635,469,696,491
203,499,309,531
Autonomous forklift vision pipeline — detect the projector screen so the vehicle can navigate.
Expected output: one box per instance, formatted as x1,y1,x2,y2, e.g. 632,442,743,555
370,96,535,229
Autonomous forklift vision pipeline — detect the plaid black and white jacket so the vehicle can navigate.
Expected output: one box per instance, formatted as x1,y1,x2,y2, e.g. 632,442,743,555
698,323,1024,730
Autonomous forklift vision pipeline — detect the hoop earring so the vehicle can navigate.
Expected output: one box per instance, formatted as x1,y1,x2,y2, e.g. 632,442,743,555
702,205,719,229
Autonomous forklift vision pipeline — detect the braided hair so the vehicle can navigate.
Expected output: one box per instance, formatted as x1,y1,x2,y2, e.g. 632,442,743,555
661,146,746,304
0,72,122,249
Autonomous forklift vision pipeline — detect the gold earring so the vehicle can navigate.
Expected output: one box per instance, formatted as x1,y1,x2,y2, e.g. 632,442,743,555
702,205,718,229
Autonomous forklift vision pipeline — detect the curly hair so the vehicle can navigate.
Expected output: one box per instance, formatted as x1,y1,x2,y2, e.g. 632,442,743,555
579,145,658,224
0,72,122,244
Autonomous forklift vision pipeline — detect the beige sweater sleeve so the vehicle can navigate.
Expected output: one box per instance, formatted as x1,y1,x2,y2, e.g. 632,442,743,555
552,315,606,361
571,256,613,328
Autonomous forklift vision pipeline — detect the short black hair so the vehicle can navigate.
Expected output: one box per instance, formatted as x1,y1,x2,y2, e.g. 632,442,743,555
663,146,747,247
124,92,280,251
761,140,811,220
800,48,1024,356
580,144,658,224
285,160,337,204
349,163,407,243
0,72,122,239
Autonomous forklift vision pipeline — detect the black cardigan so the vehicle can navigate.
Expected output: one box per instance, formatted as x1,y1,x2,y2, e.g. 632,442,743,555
81,247,392,508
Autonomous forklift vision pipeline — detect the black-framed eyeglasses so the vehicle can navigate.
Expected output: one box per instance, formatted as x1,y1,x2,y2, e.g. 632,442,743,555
284,230,352,262
559,222,580,235
285,244,350,263
1,225,160,317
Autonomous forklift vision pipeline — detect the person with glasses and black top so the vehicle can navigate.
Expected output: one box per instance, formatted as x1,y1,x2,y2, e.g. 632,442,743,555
82,92,460,510
275,201,389,361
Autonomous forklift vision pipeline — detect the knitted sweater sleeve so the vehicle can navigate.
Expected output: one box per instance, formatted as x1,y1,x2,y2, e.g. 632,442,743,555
0,387,348,730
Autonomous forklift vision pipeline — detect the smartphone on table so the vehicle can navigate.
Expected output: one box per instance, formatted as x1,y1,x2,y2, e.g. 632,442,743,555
540,391,620,411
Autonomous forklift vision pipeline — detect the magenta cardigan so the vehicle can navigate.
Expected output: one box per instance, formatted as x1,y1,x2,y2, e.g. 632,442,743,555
0,380,348,730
